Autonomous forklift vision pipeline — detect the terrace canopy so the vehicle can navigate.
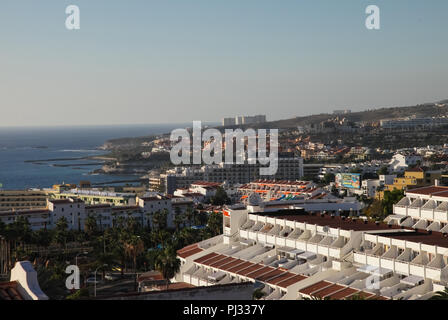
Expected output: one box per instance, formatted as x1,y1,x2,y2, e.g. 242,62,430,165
296,251,317,261
400,275,424,286
356,265,393,277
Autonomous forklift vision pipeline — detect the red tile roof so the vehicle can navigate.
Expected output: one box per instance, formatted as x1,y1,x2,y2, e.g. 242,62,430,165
0,281,24,300
178,243,199,254
193,252,219,264
276,274,307,288
312,283,346,298
208,256,236,268
177,246,203,259
236,264,264,276
220,259,246,271
192,181,222,187
199,254,228,266
346,291,376,299
244,266,275,279
256,269,285,282
299,281,333,296
137,271,165,282
226,261,253,274
266,272,297,285
327,287,360,300
406,186,448,196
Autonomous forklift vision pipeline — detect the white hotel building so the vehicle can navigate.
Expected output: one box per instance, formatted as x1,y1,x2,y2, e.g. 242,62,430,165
388,185,448,233
0,195,194,231
175,191,448,300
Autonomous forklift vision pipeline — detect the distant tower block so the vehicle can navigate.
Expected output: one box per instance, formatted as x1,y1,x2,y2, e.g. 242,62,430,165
222,115,267,126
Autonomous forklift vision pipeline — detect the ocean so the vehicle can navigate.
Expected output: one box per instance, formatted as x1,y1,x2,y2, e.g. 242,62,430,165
0,124,195,190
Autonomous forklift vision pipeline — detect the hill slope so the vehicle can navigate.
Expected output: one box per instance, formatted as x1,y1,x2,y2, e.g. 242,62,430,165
221,100,448,130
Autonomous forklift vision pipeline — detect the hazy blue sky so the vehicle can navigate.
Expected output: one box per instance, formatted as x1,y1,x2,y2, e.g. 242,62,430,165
0,0,447,126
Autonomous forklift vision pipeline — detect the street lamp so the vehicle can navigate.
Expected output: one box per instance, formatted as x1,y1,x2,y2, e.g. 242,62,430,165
94,264,108,297
75,251,89,267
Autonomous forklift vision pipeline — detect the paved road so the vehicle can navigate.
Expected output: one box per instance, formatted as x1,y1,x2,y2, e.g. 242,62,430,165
86,273,140,297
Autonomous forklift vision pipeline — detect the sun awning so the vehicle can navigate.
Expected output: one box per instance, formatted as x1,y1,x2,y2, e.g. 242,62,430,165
356,265,393,276
239,239,255,246
291,249,305,255
400,275,425,286
384,214,406,224
296,251,317,260
208,271,226,282
277,246,299,253
388,214,406,221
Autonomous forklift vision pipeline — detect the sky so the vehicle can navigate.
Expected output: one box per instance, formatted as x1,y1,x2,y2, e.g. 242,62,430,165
0,0,447,127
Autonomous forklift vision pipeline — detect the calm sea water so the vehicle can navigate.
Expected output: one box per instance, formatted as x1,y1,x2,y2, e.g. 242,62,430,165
0,124,194,190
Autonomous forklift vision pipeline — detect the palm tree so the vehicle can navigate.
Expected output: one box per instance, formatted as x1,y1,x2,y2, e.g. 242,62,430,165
96,253,114,279
84,215,98,239
123,235,145,291
430,287,448,300
160,209,168,230
54,217,69,256
152,230,171,247
192,209,200,226
152,210,162,231
97,214,103,232
115,216,125,229
32,229,52,258
124,235,145,274
173,213,183,232
126,216,139,234
207,212,223,236
154,246,181,290
185,208,194,227
111,212,118,228
5,216,33,255
145,212,152,230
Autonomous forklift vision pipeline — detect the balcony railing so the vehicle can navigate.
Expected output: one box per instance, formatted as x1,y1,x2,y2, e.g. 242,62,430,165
393,204,448,225
354,251,443,281
240,229,343,259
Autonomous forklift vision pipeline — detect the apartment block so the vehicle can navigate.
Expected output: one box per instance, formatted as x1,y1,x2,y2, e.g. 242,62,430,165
380,117,448,129
175,197,448,300
0,195,193,231
162,155,304,194
52,189,137,206
385,168,442,192
222,115,266,127
388,154,423,173
0,190,47,211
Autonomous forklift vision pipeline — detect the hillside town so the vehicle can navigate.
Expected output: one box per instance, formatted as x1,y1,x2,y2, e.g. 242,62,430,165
3,111,448,301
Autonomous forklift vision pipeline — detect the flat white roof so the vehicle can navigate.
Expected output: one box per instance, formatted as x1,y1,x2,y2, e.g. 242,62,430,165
400,275,424,286
296,252,317,260
357,265,393,276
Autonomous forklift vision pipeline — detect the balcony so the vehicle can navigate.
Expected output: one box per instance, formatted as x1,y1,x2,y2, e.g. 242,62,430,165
408,207,421,219
353,251,447,282
393,205,408,216
240,225,346,260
